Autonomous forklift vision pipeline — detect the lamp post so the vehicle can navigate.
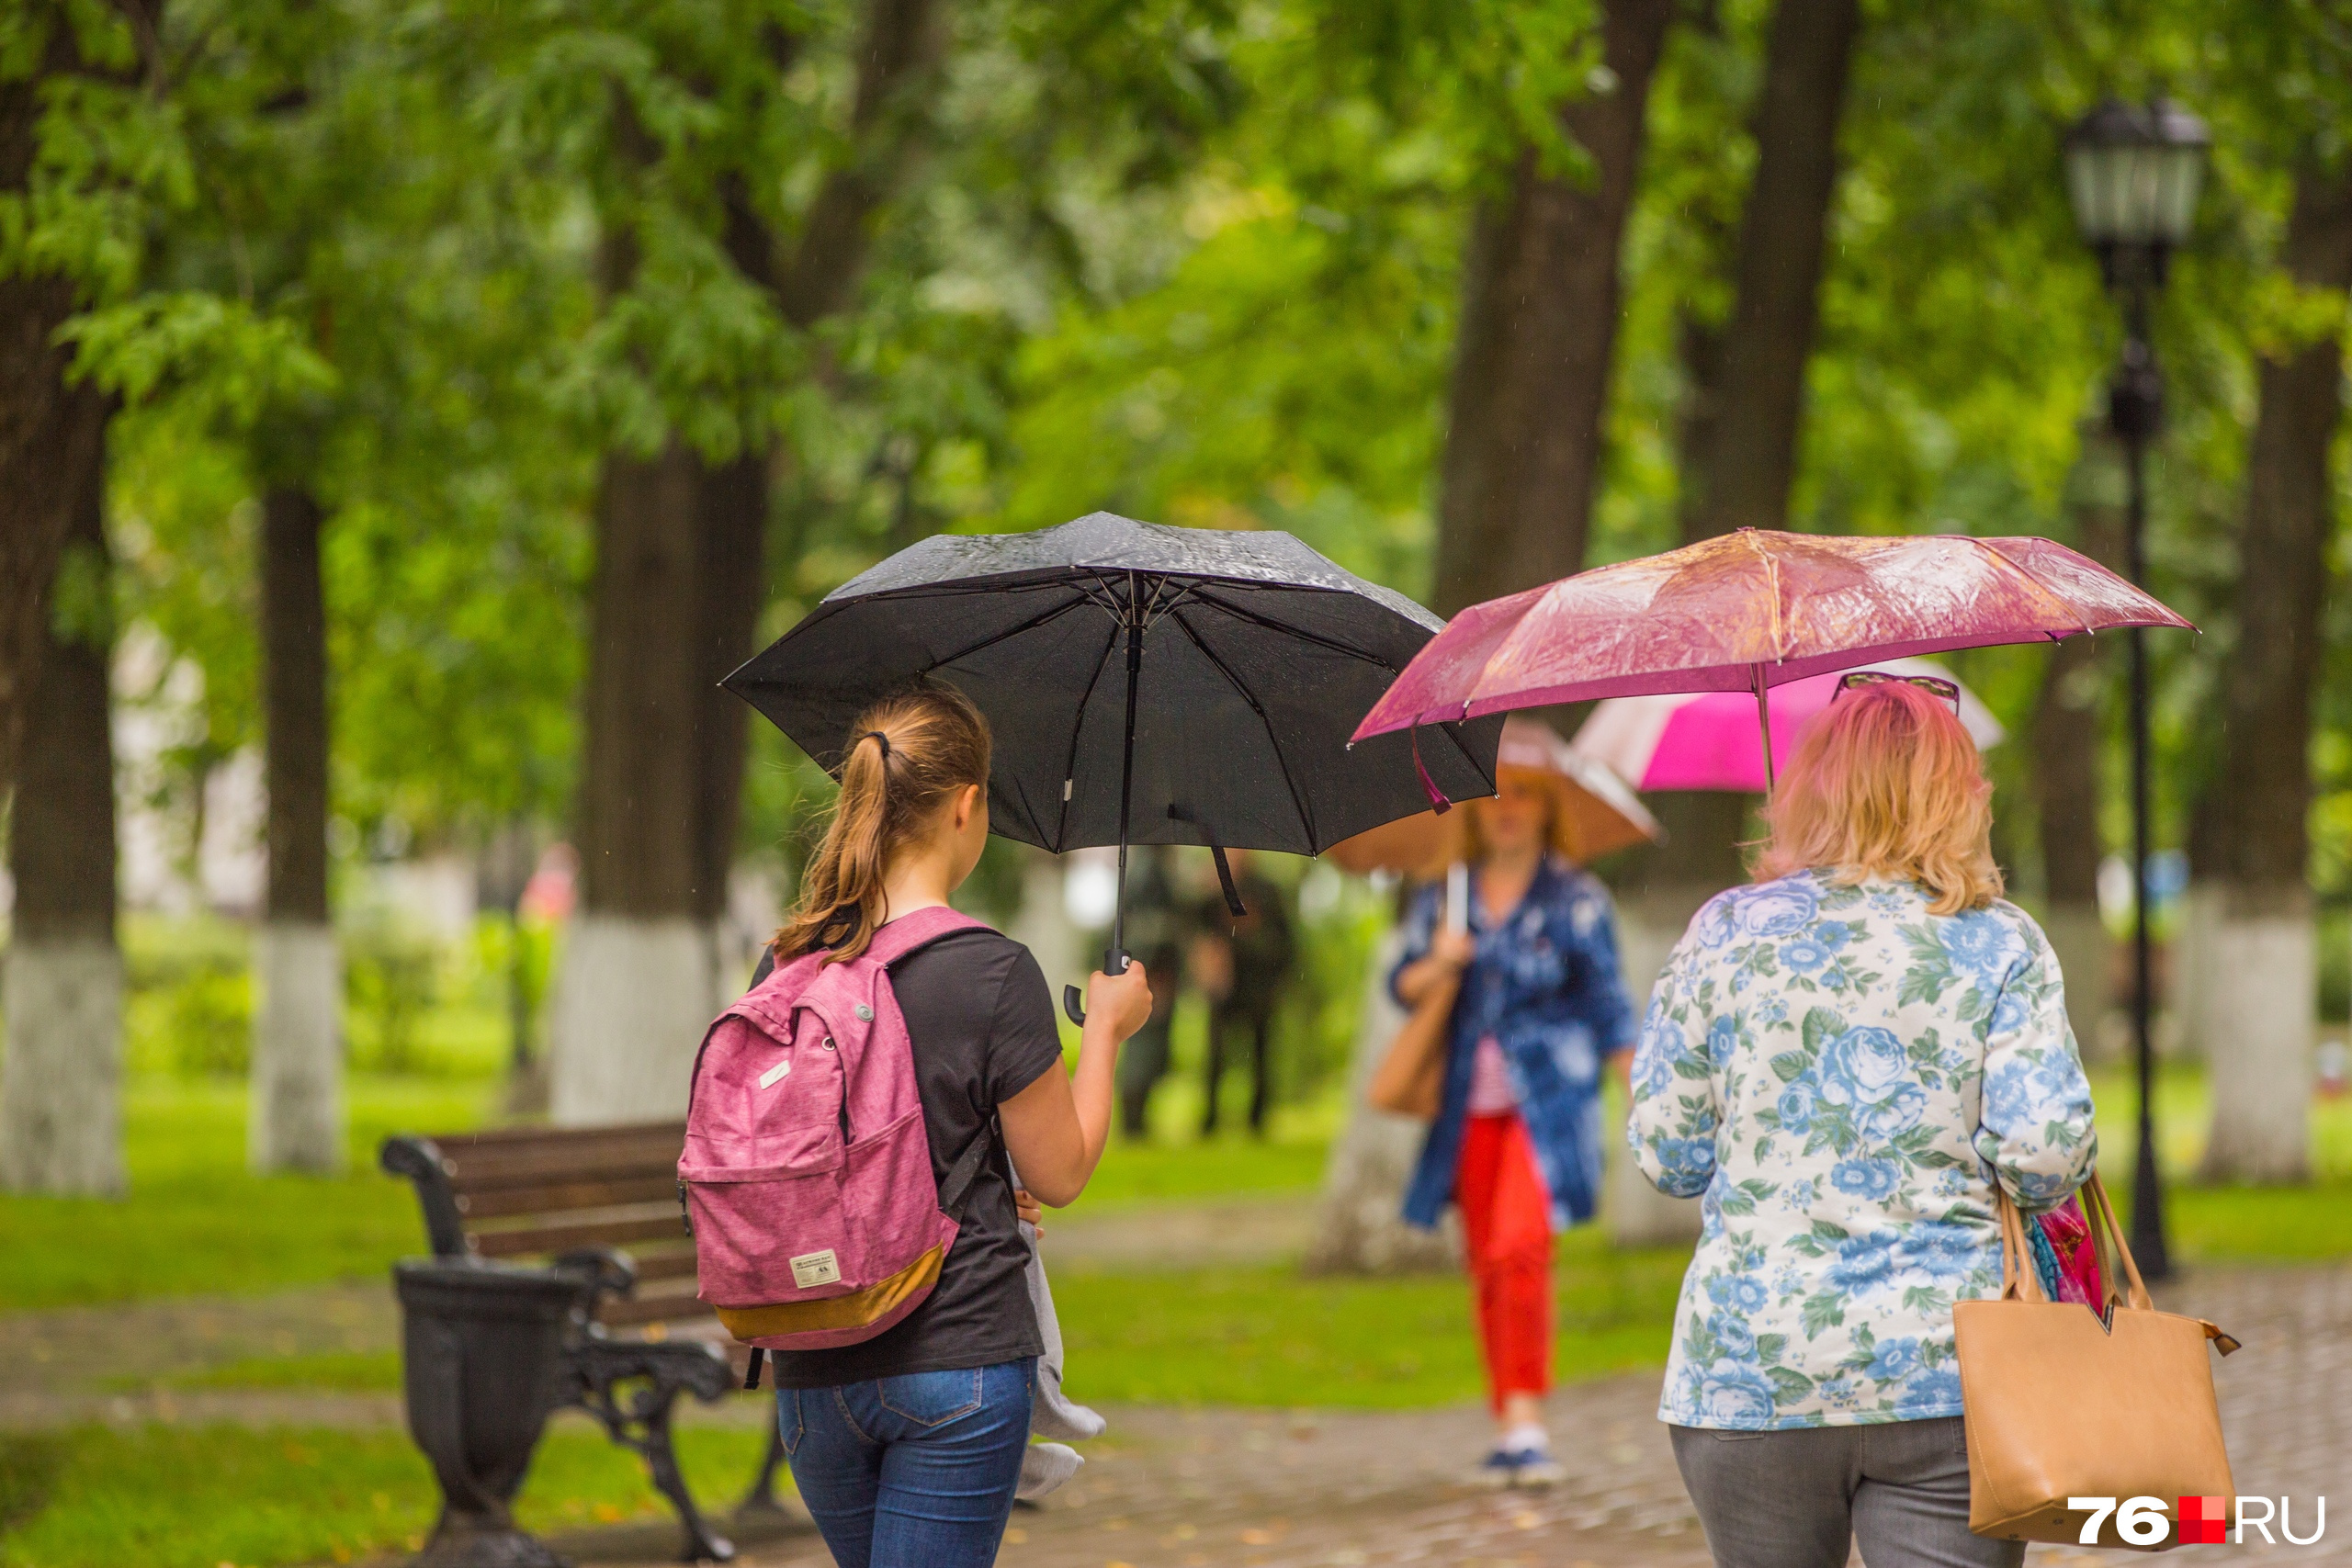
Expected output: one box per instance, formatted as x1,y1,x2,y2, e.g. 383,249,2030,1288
2064,96,2209,1280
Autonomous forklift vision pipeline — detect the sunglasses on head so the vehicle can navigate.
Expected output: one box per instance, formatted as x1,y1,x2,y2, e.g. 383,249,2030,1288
1834,669,1961,713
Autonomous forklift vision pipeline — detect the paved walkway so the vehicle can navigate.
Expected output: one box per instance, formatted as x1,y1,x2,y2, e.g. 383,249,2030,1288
5,1213,2347,1566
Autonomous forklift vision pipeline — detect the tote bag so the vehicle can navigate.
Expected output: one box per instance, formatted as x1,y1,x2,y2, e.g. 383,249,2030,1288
1954,1174,2240,1549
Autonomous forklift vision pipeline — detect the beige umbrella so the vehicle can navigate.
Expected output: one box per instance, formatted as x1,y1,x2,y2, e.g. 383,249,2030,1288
1324,716,1660,878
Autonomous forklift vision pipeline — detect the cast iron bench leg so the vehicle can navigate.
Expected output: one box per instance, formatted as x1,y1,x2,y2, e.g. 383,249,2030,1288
737,1421,790,1517
568,1341,738,1562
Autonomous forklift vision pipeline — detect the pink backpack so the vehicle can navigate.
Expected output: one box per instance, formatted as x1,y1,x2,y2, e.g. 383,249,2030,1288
680,906,993,1358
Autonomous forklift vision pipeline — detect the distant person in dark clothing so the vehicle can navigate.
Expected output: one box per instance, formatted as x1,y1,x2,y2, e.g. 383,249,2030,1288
1114,847,1186,1139
1190,850,1295,1137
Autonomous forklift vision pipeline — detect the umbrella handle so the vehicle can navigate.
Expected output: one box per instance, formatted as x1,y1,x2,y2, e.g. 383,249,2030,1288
1061,949,1131,1029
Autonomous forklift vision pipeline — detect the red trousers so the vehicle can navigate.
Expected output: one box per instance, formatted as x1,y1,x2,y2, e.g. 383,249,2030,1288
1457,1112,1553,1412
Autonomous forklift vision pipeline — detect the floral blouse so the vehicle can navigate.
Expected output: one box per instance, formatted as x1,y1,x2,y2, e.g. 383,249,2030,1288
1627,871,2097,1430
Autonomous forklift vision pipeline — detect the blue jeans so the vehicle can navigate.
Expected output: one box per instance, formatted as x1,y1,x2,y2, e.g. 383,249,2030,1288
780,1359,1035,1568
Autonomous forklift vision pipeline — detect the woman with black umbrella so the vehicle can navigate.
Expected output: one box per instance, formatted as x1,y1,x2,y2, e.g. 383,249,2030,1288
761,685,1154,1568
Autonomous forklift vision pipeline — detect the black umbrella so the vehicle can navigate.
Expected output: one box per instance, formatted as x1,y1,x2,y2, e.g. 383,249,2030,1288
726,512,1502,1021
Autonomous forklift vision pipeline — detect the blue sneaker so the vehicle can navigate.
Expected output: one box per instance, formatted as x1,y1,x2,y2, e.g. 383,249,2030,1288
1475,1445,1566,1490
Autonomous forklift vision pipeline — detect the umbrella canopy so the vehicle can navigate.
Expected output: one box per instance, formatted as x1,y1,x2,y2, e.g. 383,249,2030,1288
729,511,1503,862
1326,716,1659,878
1354,529,2192,736
1572,657,2005,794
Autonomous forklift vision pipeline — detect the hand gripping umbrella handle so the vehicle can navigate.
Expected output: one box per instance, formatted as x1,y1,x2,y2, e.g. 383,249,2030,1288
1062,948,1131,1028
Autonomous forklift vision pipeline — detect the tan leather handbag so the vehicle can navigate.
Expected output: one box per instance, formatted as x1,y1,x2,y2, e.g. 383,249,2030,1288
1365,970,1459,1122
1955,1174,2240,1548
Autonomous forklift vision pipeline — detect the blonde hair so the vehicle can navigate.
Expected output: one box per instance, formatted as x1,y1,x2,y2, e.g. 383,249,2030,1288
1756,680,2002,916
772,684,991,964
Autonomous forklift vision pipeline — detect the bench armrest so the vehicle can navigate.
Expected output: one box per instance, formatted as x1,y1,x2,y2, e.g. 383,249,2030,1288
380,1135,469,1258
552,1247,639,1305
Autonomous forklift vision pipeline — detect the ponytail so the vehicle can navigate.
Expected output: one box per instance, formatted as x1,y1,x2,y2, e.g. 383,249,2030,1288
773,683,991,964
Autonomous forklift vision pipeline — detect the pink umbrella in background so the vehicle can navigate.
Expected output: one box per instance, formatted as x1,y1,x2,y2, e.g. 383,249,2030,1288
1572,657,2005,794
1356,529,2191,791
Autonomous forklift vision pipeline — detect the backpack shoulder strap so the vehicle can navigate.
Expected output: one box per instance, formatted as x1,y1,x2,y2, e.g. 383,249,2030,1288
863,905,992,967
936,1112,1001,1222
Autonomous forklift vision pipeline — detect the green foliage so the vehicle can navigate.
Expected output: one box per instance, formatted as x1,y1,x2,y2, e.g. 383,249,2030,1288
122,916,253,1078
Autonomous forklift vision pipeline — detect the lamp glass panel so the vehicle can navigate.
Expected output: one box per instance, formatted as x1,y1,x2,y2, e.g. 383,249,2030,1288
2150,145,2206,243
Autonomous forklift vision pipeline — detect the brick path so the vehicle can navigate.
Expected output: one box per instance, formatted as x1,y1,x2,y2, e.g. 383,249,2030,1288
4,1243,2345,1566
665,1265,2352,1568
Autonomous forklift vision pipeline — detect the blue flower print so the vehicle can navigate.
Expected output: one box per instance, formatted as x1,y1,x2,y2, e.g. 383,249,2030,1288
1705,1274,1770,1313
1939,909,2026,984
1816,1374,1863,1411
1651,1137,1715,1190
1736,882,1822,939
1629,873,2097,1431
1781,936,1835,974
1893,1224,1979,1282
1706,1312,1758,1359
1824,1230,1902,1295
1893,1367,1965,1418
1817,1025,1911,1109
1697,1359,1778,1426
1829,1159,1901,1201
1864,1337,1922,1381
1855,1082,1928,1142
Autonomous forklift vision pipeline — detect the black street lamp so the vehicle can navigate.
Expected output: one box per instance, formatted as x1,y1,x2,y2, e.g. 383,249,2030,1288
2064,96,2209,1280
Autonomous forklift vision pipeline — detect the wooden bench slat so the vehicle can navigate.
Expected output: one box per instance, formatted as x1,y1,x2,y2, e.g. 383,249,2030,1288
426,1119,684,1151
627,1250,701,1284
471,1212,686,1258
599,1289,713,1327
442,1137,685,1190
456,1174,680,1219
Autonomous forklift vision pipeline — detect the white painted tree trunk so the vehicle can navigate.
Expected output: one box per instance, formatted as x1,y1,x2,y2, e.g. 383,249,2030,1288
0,939,125,1195
548,914,724,1125
249,920,344,1174
1304,928,1459,1275
1606,894,1703,1247
2196,899,2313,1184
2040,903,2112,1065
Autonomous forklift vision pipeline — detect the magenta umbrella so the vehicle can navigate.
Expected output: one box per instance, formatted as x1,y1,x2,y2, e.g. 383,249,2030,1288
1573,658,2006,794
1355,529,2191,790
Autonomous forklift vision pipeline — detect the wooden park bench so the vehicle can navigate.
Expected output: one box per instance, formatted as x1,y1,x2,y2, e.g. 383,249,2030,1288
381,1120,786,1563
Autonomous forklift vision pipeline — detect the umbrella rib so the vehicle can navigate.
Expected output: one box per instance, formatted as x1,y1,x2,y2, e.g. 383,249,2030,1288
1967,537,2097,637
1052,613,1126,853
924,592,1093,672
1182,587,1399,673
1169,607,1319,849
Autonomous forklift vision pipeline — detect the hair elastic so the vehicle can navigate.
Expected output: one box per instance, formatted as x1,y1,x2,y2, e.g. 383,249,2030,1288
859,730,890,761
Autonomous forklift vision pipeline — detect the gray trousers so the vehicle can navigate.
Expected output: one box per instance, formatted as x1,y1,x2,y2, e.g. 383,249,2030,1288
1670,1418,2023,1568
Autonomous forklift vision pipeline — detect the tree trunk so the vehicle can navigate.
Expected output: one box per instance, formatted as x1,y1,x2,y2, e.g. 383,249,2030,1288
1430,0,1674,615
250,487,343,1173
0,15,121,802
1682,0,1860,540
1,414,122,1196
1315,1,1671,1270
552,443,725,1122
2035,428,2125,1060
2192,164,2352,1185
549,0,951,1123
1304,928,1460,1275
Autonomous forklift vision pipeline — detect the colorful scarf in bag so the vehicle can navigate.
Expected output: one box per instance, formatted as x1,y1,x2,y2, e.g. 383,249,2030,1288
2027,1192,2107,1307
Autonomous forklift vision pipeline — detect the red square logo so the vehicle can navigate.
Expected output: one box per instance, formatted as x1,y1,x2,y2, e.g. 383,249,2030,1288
2177,1495,2229,1545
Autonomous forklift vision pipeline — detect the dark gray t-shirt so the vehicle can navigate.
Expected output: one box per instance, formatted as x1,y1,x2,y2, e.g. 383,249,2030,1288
763,926,1065,1388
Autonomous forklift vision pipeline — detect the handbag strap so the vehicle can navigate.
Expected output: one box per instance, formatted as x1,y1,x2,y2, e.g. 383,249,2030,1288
1993,1173,2151,1314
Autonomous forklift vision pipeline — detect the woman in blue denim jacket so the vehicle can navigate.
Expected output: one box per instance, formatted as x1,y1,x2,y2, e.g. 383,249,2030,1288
1390,752,1638,1487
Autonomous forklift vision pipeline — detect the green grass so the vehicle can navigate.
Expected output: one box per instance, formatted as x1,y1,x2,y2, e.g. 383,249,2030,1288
106,1351,404,1394
0,1420,771,1568
0,1077,496,1313
1053,1225,1689,1408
